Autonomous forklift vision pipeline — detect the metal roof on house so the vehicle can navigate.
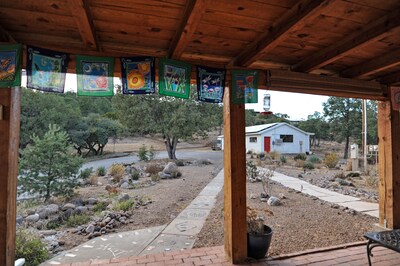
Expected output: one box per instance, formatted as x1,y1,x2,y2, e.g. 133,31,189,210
245,122,314,135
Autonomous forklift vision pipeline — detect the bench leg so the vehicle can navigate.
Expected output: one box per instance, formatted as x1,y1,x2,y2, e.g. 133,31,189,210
367,240,373,266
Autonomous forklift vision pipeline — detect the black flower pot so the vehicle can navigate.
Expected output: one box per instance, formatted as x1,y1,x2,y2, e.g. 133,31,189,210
247,225,273,259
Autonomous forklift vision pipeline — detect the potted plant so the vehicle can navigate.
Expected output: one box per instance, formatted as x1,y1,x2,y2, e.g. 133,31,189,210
247,207,273,259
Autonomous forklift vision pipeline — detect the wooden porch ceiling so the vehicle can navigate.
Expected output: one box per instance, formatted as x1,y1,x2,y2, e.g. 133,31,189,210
1,0,400,92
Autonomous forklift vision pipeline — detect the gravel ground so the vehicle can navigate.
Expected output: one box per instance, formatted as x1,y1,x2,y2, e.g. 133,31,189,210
194,179,378,256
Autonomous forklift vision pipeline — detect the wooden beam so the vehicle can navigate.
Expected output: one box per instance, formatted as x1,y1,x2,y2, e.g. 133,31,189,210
0,87,21,266
292,8,400,72
378,99,400,229
223,82,247,263
341,48,400,79
168,0,207,59
0,25,16,43
379,71,400,86
69,0,99,50
265,70,388,100
232,0,333,67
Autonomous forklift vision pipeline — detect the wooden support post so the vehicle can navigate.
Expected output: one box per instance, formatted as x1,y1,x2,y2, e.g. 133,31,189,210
378,100,400,229
223,84,247,263
0,87,21,265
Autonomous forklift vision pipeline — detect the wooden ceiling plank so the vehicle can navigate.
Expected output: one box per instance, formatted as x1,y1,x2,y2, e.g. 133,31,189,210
341,48,400,78
69,0,99,50
232,0,334,67
292,8,400,72
379,71,400,85
168,0,207,59
0,25,16,43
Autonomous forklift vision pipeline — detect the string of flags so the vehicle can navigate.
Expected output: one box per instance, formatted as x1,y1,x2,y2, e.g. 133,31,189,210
0,44,259,104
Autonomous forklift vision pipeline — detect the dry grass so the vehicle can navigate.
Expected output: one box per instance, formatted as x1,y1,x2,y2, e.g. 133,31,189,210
109,164,125,182
145,163,164,175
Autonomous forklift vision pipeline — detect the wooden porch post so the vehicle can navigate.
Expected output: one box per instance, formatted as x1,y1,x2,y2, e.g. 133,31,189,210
378,100,400,229
223,84,247,263
0,87,21,265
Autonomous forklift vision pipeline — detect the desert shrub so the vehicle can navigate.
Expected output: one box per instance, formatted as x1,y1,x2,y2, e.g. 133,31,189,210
334,172,346,179
151,175,160,182
175,160,185,166
16,230,49,266
138,144,148,161
114,199,135,211
79,167,93,180
145,163,163,175
303,161,315,170
65,214,90,227
346,172,361,178
246,160,259,181
148,145,156,160
97,166,106,176
294,153,307,161
109,164,125,182
295,160,305,168
87,175,99,186
308,155,321,164
92,201,108,213
131,169,140,180
280,155,287,164
324,153,339,168
269,151,280,160
365,175,378,188
45,219,61,230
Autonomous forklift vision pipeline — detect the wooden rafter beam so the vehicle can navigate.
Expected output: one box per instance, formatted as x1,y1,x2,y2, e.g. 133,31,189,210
168,0,207,59
379,71,400,85
232,0,333,67
292,8,400,72
69,0,99,50
341,48,400,79
0,25,16,43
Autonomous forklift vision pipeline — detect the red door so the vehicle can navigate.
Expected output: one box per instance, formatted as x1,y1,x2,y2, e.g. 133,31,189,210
264,137,271,153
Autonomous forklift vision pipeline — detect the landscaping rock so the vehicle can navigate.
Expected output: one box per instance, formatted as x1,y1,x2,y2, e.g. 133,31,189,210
37,208,49,219
75,206,88,214
85,224,95,234
25,214,40,223
16,215,24,225
46,204,59,214
158,172,172,179
163,162,178,174
267,196,281,206
87,198,98,205
62,203,76,211
118,193,130,202
40,230,57,236
120,182,131,189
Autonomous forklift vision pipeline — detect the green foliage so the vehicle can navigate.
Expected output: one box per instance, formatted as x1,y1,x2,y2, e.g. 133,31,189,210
97,166,106,176
79,167,93,180
16,230,49,266
19,125,83,202
245,110,290,126
131,169,140,180
69,114,123,156
324,153,339,168
294,153,307,161
46,219,61,230
148,145,155,160
246,160,259,180
92,201,108,213
109,164,125,182
303,161,315,170
112,93,221,159
65,214,90,227
114,199,135,211
308,155,321,164
138,144,149,161
297,111,330,147
280,155,287,164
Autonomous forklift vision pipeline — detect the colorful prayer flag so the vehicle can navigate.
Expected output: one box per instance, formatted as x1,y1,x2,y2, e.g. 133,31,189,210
196,66,225,103
120,57,155,94
0,44,22,87
159,58,191,99
231,69,259,104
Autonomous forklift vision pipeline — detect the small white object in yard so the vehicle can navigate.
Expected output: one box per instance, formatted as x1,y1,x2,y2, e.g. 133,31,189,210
14,258,25,266
267,196,281,206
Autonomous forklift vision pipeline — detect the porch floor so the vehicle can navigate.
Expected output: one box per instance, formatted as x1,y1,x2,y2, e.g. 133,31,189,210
53,242,400,266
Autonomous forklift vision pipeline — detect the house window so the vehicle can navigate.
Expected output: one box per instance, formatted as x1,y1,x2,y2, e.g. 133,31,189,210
249,137,257,143
280,135,293,143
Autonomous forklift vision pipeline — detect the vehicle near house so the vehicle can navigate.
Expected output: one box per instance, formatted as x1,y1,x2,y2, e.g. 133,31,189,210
211,136,223,150
219,123,313,154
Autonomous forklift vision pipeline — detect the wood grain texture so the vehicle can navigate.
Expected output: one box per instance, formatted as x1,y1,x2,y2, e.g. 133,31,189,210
223,82,247,263
292,8,400,72
0,88,21,265
377,100,400,228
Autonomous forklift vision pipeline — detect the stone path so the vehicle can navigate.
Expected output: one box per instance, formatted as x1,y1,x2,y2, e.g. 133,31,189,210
43,170,224,265
271,171,379,218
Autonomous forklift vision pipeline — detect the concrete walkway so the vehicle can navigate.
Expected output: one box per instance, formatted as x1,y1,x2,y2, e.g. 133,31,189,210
271,171,379,218
43,170,224,265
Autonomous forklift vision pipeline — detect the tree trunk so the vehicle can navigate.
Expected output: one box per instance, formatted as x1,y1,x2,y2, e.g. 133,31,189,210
344,136,350,159
165,135,178,159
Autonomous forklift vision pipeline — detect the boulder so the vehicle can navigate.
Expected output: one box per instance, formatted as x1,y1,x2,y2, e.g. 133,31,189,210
62,203,76,211
85,224,95,234
25,214,40,223
75,206,88,214
158,172,172,179
267,196,281,206
118,193,130,202
120,182,131,189
40,230,57,236
163,162,178,174
46,204,59,214
37,208,49,219
87,198,98,205
16,215,24,225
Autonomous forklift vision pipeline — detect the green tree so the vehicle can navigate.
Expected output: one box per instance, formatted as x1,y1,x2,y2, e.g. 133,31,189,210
323,97,362,159
366,100,378,145
19,125,83,202
245,110,289,126
69,114,123,156
112,93,216,159
20,88,81,149
297,111,330,147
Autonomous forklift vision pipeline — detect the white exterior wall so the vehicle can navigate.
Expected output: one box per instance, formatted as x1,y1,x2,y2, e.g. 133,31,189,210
245,124,311,154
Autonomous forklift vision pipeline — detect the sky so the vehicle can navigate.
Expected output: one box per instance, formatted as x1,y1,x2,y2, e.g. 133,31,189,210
22,73,328,121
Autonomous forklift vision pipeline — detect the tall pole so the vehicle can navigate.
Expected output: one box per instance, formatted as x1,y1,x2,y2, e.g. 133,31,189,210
363,99,368,172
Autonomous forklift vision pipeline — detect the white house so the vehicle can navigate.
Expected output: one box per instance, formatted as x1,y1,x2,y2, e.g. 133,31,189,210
217,123,314,154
